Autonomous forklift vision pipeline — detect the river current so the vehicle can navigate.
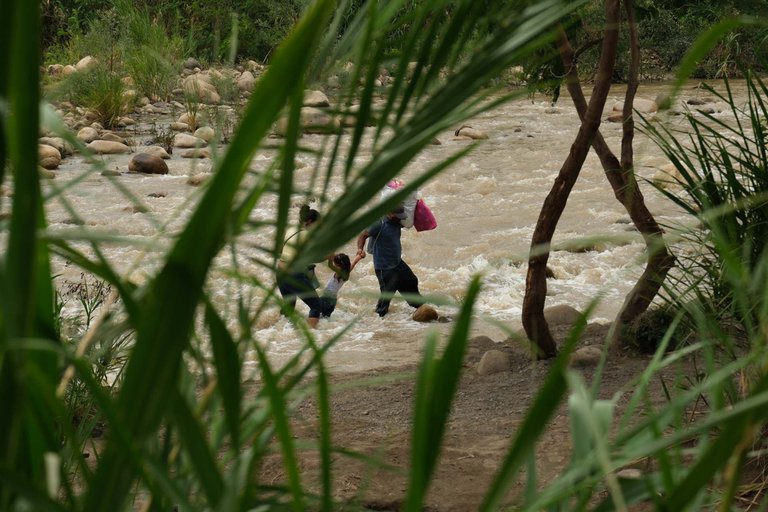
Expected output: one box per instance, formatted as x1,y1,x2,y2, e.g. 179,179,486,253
41,80,748,373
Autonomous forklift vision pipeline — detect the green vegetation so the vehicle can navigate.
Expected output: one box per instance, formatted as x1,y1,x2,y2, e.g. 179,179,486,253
42,0,768,79
45,1,185,113
43,0,306,64
646,74,768,345
3,0,768,511
50,63,129,128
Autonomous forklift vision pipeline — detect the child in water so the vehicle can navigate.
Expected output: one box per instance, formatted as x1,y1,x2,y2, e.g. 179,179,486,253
321,252,364,318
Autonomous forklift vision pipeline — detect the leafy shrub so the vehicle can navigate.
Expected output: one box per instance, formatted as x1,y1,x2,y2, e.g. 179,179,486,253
644,74,768,337
621,305,685,354
120,10,182,100
125,50,179,101
50,64,129,128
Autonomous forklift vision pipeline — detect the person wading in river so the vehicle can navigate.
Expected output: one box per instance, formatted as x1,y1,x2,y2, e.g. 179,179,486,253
356,206,424,317
277,205,327,328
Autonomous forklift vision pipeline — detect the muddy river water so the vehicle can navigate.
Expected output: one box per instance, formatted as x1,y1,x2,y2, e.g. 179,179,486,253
42,80,749,373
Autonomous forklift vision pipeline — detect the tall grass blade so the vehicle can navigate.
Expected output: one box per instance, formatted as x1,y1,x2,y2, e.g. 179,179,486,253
253,342,305,511
480,302,596,511
0,0,10,185
205,302,242,448
168,388,225,506
0,1,60,509
405,276,481,511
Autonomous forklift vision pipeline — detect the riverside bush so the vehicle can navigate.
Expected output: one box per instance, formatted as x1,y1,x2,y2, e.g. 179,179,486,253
122,5,184,100
645,74,768,334
50,64,129,128
125,50,179,101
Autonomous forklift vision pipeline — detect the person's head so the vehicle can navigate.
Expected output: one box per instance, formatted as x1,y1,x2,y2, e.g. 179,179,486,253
333,253,352,280
299,204,320,227
387,204,406,222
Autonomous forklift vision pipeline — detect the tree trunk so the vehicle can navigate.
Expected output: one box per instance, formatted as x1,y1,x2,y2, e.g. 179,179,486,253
554,1,674,346
521,0,621,359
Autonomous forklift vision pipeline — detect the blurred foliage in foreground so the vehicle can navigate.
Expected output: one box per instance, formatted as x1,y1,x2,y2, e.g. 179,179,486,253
3,0,768,510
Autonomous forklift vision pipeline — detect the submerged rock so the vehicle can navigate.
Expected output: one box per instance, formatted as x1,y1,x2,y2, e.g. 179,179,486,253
454,125,488,140
129,153,169,175
412,304,439,322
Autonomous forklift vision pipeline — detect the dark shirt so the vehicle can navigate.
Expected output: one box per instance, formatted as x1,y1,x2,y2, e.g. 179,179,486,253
367,218,402,270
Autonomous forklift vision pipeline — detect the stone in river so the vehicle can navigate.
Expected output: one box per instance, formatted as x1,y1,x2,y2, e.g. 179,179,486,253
128,153,169,175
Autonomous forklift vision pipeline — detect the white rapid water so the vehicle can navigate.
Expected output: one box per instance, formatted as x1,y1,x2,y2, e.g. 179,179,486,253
37,81,750,373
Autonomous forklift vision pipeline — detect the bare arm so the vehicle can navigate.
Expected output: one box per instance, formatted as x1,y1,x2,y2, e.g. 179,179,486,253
356,230,369,257
350,252,365,271
326,253,337,272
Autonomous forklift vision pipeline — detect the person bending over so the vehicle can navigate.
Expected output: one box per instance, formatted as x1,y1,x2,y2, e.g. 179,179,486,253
356,206,423,317
276,206,326,327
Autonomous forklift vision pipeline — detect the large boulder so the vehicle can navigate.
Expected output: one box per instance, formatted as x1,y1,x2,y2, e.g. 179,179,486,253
237,71,256,92
75,55,97,72
655,92,673,111
477,350,511,376
100,132,127,144
245,60,264,74
39,137,73,157
128,153,169,175
39,144,62,170
170,122,191,132
304,89,330,108
193,126,215,142
178,112,203,126
182,75,220,104
173,133,208,149
274,107,341,136
77,126,99,143
87,140,131,154
543,304,582,327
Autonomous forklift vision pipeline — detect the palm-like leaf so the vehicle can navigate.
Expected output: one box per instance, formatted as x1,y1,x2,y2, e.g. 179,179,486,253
2,0,588,510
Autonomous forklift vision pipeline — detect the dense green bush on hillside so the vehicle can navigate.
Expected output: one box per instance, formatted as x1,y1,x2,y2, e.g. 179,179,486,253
41,0,768,76
43,0,307,64
564,0,768,81
637,1,768,78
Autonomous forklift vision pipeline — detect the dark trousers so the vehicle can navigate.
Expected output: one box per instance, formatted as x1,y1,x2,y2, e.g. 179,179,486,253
374,260,422,316
277,271,323,318
320,296,337,318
